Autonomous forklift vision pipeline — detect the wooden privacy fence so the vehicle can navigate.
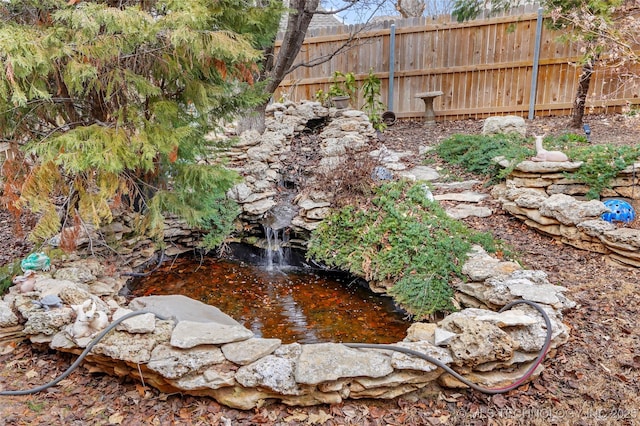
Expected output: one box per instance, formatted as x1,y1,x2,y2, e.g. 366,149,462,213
274,8,640,121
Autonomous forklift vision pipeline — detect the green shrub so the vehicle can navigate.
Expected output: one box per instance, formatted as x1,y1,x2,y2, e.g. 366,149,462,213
436,133,640,199
307,181,496,319
565,144,640,199
435,133,533,182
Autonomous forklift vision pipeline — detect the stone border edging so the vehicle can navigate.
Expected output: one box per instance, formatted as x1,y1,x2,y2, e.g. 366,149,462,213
0,251,572,409
493,160,640,268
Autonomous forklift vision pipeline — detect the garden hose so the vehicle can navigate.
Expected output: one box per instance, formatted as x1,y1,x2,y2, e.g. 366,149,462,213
0,300,551,396
345,299,553,394
0,310,168,396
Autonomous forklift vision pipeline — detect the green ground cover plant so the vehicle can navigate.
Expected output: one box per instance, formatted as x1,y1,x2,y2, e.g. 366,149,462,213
436,133,640,199
307,181,497,319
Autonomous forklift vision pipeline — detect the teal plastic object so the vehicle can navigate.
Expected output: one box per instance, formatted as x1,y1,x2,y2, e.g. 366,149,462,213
601,199,636,223
20,252,51,272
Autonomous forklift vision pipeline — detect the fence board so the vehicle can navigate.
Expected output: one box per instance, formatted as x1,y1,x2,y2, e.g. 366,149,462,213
274,12,640,120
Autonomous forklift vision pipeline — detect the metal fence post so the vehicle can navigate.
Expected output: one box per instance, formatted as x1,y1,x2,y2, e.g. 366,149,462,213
528,7,544,120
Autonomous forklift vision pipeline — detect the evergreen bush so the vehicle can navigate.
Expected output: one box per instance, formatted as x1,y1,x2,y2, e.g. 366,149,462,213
0,0,281,249
307,181,497,319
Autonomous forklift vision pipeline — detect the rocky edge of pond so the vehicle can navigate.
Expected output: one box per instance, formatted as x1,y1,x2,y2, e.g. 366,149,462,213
0,246,572,410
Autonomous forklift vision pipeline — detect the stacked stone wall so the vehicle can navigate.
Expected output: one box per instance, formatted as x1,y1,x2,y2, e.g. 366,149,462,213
493,160,640,268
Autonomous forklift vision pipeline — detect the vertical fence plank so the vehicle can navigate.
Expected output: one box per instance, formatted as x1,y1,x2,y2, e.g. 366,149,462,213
272,11,639,120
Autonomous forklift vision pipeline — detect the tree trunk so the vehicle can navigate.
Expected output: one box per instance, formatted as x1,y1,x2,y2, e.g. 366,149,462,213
571,58,594,128
237,0,319,134
236,102,268,135
265,0,319,95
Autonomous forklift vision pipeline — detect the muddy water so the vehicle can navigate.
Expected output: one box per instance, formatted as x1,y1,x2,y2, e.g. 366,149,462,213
129,257,410,344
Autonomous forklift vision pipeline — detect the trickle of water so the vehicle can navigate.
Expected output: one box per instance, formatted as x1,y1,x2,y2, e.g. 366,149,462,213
262,225,290,271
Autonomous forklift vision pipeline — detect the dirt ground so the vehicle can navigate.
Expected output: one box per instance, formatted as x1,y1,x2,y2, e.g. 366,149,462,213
1,113,639,425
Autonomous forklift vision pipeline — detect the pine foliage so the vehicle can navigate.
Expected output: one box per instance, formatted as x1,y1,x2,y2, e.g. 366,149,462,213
307,181,497,319
0,0,282,248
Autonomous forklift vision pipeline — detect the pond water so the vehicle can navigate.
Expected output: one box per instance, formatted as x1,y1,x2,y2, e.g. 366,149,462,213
129,257,410,344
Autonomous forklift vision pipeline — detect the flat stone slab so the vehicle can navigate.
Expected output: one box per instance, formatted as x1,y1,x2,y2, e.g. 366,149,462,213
446,204,493,219
399,166,440,182
171,320,254,349
295,343,393,385
222,338,282,365
434,191,488,203
432,180,482,191
514,160,583,173
129,295,239,325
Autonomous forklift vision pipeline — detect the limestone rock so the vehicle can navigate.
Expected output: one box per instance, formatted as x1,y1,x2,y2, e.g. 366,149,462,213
432,180,481,191
475,350,539,372
482,115,526,136
227,183,253,203
445,204,493,219
390,341,453,374
462,245,521,282
539,194,608,225
128,295,239,325
547,183,591,196
113,308,156,334
434,328,457,346
93,320,174,363
173,364,237,390
0,300,19,327
440,361,544,389
243,198,277,216
434,191,488,203
513,160,582,173
601,227,640,249
35,277,86,299
23,307,74,336
295,343,393,385
236,355,301,395
441,307,538,328
399,166,440,182
504,304,570,352
148,343,226,379
171,320,253,349
404,322,437,343
482,270,573,310
513,191,549,209
441,317,515,367
222,338,282,365
54,266,96,284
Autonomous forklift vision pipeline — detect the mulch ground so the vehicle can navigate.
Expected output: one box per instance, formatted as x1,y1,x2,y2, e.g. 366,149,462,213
1,113,640,425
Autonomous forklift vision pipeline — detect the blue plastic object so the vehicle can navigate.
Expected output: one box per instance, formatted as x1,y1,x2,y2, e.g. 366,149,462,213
601,199,636,223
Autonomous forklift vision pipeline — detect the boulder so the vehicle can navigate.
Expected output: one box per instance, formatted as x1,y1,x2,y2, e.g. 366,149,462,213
482,115,526,137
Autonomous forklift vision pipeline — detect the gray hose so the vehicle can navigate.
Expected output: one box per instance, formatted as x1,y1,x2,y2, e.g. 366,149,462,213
0,310,168,396
346,299,553,394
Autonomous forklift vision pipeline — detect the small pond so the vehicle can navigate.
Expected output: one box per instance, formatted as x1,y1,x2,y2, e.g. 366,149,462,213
129,256,410,344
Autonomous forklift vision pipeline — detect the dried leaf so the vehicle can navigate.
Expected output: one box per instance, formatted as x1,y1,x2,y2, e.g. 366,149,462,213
108,412,124,424
88,405,106,416
308,409,332,424
25,369,38,379
284,412,308,422
136,384,147,397
491,393,508,409
168,145,179,163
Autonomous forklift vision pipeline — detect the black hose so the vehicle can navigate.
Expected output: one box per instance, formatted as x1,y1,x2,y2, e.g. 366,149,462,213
1,300,551,396
345,299,553,394
0,310,169,396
